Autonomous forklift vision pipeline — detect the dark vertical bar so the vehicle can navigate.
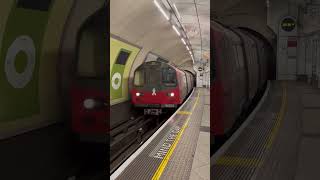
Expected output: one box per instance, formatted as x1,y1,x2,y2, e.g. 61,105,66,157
106,0,110,177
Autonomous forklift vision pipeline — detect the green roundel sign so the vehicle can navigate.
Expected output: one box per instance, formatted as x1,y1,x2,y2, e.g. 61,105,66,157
281,17,296,32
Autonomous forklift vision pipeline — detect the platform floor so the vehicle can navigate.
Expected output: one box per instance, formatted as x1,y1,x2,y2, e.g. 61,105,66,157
212,81,320,180
111,88,210,180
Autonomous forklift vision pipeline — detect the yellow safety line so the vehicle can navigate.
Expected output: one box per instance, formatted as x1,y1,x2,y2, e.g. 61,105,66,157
215,83,287,169
266,81,287,149
177,111,192,115
216,156,262,168
152,90,200,180
152,117,190,180
192,91,200,111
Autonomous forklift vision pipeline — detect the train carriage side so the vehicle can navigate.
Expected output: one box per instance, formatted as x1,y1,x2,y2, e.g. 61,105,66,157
183,70,195,95
246,33,267,90
211,21,247,136
239,30,265,91
175,67,188,104
187,71,192,93
222,28,248,132
251,33,269,87
211,22,229,136
234,29,260,102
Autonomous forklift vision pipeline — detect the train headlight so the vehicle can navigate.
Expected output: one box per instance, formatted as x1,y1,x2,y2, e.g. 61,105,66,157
83,98,95,109
136,92,141,96
168,92,175,97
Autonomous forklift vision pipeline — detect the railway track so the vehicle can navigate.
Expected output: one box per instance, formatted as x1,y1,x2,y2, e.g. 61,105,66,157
110,112,172,172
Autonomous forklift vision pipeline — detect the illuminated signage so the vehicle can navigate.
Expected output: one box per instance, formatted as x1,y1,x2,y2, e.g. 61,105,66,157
281,17,296,32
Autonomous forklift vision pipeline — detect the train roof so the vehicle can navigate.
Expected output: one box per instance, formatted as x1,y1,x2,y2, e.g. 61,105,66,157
138,60,176,69
230,28,256,46
137,61,193,75
211,20,241,45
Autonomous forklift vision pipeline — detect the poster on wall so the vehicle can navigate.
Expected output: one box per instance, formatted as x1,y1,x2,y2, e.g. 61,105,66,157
0,0,52,121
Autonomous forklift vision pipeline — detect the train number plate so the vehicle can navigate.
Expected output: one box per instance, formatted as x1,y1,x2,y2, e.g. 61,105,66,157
144,109,162,115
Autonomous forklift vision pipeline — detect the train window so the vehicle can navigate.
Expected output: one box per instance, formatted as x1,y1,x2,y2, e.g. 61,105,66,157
17,0,52,11
77,24,107,79
148,68,161,84
116,49,131,65
134,69,145,86
162,67,177,86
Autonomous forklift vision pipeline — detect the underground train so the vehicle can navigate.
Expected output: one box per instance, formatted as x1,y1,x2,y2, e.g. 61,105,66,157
70,4,108,142
131,61,195,115
0,0,108,141
211,20,273,143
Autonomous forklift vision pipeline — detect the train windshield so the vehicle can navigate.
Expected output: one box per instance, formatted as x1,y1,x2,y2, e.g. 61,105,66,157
134,64,177,87
134,69,145,86
134,67,162,86
162,67,177,86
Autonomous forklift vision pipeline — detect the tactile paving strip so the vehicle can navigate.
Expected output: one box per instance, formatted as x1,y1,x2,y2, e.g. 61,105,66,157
212,82,287,180
160,90,204,179
115,89,201,180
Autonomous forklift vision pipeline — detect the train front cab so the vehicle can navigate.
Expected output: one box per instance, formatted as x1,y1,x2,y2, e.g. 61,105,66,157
131,62,181,115
70,7,108,143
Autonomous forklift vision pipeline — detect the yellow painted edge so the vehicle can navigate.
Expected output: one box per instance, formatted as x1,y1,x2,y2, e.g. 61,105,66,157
177,111,192,115
152,90,200,180
192,91,200,112
216,156,262,168
152,117,190,180
266,82,287,148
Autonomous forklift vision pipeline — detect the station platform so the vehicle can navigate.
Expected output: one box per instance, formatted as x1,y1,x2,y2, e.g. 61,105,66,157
111,88,210,180
212,81,320,180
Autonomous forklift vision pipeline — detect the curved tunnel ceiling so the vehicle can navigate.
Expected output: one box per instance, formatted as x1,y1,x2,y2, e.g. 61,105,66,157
110,0,193,68
211,0,276,43
170,0,210,65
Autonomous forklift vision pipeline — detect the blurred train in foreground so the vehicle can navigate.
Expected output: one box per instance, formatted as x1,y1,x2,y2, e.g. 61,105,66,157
71,7,108,142
131,61,195,115
211,20,274,145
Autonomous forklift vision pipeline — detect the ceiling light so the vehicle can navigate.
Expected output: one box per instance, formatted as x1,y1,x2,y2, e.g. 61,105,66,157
173,4,181,19
181,38,186,45
154,0,169,20
172,25,181,36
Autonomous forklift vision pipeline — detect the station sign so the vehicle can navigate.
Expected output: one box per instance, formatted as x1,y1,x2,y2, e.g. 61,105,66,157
149,126,181,159
281,17,296,32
